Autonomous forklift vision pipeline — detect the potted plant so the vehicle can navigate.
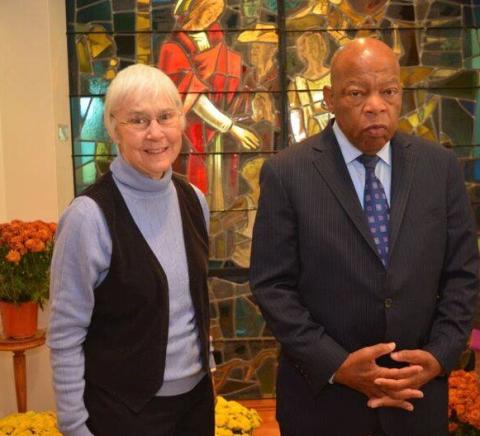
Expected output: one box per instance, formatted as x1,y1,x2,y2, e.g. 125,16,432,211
215,396,262,435
448,370,480,435
0,220,56,339
0,410,61,434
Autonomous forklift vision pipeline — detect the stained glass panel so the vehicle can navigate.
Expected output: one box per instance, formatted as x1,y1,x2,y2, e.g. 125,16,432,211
66,0,480,400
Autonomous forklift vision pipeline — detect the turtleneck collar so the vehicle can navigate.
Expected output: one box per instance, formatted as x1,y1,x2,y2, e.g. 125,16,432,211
110,154,173,194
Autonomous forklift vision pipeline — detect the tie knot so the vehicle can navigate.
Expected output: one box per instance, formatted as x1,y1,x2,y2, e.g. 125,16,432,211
358,154,380,170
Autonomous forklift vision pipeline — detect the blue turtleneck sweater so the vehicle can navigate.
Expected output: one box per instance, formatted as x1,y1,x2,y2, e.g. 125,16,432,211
47,156,210,436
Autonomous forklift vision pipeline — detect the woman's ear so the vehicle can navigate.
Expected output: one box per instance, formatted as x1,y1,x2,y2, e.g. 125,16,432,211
110,126,121,145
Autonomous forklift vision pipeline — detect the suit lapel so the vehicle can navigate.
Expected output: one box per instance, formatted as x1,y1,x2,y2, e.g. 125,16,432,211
312,127,380,260
389,134,416,257
311,127,417,266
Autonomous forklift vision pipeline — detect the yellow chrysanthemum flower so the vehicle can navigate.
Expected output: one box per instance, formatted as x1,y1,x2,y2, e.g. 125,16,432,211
0,411,61,436
214,396,262,435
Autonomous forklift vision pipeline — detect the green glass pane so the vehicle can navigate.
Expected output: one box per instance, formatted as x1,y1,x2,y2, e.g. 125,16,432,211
88,75,110,95
474,90,480,145
465,29,480,69
74,156,94,167
67,37,79,95
113,12,135,32
66,0,75,24
115,35,135,58
235,297,264,337
77,0,112,24
441,98,474,146
112,0,136,12
430,87,477,101
74,140,94,156
385,3,415,22
78,0,104,7
426,0,461,22
95,153,115,176
433,70,479,89
422,51,462,68
219,300,234,338
70,100,81,141
75,161,97,193
256,355,276,395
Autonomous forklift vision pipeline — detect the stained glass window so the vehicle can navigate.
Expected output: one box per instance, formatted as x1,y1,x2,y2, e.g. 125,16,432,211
66,0,480,399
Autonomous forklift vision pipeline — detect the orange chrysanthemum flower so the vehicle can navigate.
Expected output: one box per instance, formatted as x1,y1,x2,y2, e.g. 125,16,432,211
0,219,56,306
5,250,21,264
449,370,480,430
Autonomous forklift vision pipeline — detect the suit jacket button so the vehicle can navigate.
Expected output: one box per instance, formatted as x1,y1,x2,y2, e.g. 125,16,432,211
384,298,393,308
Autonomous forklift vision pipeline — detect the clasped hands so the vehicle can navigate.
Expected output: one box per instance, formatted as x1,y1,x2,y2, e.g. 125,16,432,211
334,342,442,412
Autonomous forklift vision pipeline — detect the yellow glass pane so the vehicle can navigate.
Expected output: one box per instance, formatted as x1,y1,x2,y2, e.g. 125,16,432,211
417,124,436,142
400,67,433,87
87,33,112,58
75,37,92,74
137,55,150,64
136,33,151,56
416,96,439,124
136,13,150,31
398,118,414,133
428,17,458,27
430,68,458,80
104,69,116,80
405,112,420,128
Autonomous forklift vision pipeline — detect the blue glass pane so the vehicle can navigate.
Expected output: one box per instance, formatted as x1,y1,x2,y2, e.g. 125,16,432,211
80,98,109,141
80,141,96,156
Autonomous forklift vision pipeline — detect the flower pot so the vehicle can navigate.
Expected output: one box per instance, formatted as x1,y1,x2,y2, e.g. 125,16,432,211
0,301,38,339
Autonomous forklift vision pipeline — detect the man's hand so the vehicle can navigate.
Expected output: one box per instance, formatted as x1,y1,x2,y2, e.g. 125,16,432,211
368,349,442,409
334,343,424,411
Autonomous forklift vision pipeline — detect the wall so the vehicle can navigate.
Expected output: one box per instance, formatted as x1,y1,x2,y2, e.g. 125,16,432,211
0,0,72,415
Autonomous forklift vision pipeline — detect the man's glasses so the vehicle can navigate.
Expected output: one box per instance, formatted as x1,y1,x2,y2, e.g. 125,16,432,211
114,110,181,131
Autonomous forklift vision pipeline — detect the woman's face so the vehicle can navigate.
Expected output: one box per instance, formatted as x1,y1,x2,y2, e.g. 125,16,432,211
185,0,224,29
298,34,324,63
112,97,183,179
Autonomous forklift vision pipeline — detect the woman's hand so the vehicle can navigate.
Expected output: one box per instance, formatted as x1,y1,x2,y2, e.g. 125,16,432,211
230,125,261,150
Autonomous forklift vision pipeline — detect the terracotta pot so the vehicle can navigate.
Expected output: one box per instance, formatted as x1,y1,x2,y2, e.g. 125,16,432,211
0,301,38,339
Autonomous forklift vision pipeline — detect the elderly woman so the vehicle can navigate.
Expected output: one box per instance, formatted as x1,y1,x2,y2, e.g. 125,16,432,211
47,64,214,436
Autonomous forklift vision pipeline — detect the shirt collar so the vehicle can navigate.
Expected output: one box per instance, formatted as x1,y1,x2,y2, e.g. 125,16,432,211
332,120,391,166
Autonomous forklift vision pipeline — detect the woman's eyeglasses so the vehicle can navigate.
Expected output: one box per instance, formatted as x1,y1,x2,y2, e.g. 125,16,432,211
114,110,181,131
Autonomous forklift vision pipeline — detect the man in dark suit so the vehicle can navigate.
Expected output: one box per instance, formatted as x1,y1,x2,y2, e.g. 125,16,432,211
250,38,479,436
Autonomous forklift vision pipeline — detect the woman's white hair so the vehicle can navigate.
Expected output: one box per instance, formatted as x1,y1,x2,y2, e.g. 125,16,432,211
103,64,184,139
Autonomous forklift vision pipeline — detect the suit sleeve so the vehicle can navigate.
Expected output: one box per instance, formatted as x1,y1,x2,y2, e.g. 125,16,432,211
250,160,349,395
423,151,479,372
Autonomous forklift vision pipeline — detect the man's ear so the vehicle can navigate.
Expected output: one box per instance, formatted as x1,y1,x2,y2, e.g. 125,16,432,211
323,85,334,113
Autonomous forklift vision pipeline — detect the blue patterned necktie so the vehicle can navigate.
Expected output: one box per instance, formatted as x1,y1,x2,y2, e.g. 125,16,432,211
358,155,390,267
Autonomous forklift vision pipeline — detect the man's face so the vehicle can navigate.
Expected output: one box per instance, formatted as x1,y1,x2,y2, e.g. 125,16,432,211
250,43,273,67
324,45,402,154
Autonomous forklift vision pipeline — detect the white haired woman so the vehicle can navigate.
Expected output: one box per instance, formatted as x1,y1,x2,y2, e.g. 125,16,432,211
48,64,214,436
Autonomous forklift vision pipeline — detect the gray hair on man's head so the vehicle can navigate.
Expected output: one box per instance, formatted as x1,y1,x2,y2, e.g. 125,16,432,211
104,63,184,138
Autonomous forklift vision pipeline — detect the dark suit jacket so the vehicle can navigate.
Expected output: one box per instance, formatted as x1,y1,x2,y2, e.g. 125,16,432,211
250,124,479,436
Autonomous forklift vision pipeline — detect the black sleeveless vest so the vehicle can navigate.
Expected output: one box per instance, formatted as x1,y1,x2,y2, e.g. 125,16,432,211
81,171,210,412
